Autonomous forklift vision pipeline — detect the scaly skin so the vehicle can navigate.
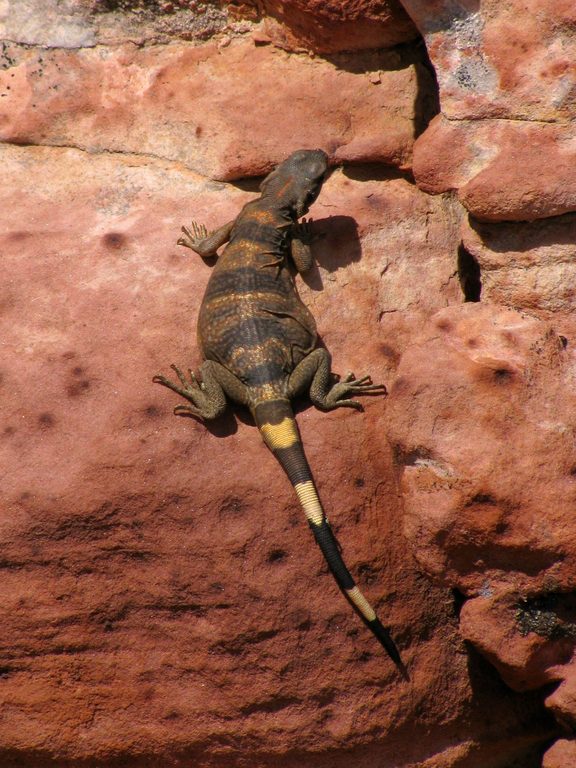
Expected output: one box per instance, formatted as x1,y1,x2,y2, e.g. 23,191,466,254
154,149,406,675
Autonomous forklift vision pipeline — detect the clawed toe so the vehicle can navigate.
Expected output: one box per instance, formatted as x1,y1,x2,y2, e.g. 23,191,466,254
174,404,202,417
338,399,363,410
177,222,209,249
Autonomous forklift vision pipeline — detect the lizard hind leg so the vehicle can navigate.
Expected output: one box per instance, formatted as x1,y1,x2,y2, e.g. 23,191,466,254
153,360,228,420
287,347,387,412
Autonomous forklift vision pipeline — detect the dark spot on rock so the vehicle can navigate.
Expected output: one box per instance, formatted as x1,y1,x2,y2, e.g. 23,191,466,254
38,412,55,428
102,232,126,250
493,368,513,384
3,425,16,437
62,351,76,360
72,366,85,377
394,444,433,466
240,695,297,716
501,330,519,345
314,687,336,705
354,477,365,488
357,562,377,585
560,335,568,349
219,497,247,519
144,405,160,418
436,319,452,332
466,337,479,348
195,125,203,138
297,617,311,631
267,548,287,564
516,594,576,641
20,491,31,501
67,380,91,397
470,493,496,505
379,344,400,364
7,231,32,242
391,375,410,394
495,522,507,535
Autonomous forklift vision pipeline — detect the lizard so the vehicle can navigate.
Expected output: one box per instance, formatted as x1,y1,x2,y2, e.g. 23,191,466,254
153,148,405,673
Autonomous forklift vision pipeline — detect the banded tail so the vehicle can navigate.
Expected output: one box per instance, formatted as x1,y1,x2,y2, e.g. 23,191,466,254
254,399,406,674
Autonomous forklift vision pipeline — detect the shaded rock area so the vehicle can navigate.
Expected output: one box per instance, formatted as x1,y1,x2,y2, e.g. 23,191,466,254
1,0,575,767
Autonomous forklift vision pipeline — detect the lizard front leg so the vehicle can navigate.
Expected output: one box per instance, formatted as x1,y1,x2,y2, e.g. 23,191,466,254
287,348,386,411
290,218,322,273
177,219,235,259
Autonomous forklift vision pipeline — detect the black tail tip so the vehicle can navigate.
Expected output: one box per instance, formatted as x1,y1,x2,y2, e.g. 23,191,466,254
369,618,410,681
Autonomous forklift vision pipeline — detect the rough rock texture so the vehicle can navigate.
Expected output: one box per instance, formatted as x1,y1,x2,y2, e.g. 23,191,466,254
0,38,432,179
232,0,419,53
2,143,551,767
414,114,576,222
402,0,576,221
2,0,575,766
0,0,230,46
543,740,576,768
385,303,576,761
387,2,576,765
461,213,576,320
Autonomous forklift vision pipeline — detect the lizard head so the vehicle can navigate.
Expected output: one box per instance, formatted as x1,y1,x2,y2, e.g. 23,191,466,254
260,149,329,218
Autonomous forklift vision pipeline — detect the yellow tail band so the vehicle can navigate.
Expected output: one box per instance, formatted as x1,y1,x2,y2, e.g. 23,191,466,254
294,480,323,526
259,417,300,450
346,586,377,622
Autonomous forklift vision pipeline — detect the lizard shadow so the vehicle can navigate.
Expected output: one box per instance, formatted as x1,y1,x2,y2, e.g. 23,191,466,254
300,214,361,291
197,395,317,438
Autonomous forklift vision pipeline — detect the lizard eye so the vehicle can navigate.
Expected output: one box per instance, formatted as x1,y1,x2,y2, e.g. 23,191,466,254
305,183,322,206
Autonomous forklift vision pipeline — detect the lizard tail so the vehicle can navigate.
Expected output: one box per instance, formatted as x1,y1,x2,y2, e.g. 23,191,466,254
254,399,406,674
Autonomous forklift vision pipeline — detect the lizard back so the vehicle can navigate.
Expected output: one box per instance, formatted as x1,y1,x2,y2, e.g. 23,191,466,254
198,199,317,402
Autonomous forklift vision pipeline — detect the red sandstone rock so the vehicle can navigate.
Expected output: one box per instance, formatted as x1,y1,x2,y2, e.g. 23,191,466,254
460,591,573,691
235,0,418,53
386,303,576,595
1,0,572,762
543,739,576,768
386,302,576,745
413,114,576,221
0,39,422,180
400,0,576,121
404,0,576,221
2,143,550,766
546,668,576,730
461,212,576,319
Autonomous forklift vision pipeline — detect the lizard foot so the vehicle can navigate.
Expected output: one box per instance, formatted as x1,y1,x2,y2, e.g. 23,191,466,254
292,217,324,245
322,372,387,411
177,221,208,250
153,364,218,419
